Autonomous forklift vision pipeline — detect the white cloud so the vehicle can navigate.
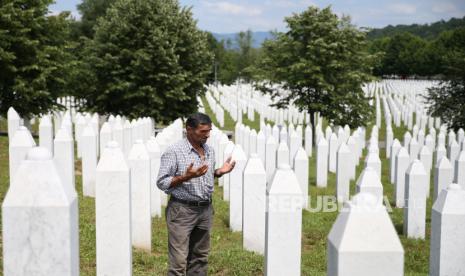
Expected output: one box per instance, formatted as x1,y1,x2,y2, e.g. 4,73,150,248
202,1,262,16
432,2,456,13
388,3,417,15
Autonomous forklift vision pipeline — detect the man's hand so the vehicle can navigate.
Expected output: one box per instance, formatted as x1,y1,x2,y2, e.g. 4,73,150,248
184,162,209,181
214,156,236,177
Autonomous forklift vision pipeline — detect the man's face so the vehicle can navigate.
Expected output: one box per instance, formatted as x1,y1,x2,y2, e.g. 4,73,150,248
187,124,212,145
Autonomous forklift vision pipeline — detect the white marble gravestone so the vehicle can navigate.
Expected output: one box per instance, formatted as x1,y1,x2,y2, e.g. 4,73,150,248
404,160,427,239
365,151,381,178
99,122,112,157
429,184,465,276
8,126,36,186
243,154,266,254
229,145,247,232
3,147,79,276
329,133,338,173
265,164,302,276
305,124,313,157
294,147,309,209
419,145,432,198
277,141,290,166
54,127,75,189
395,147,410,207
39,115,54,155
327,192,404,276
7,107,20,143
257,130,266,166
265,136,278,184
316,137,329,187
96,141,132,276
454,151,465,189
75,114,86,158
356,167,383,200
289,130,301,165
223,142,235,201
336,143,351,202
81,124,97,197
390,139,402,184
434,157,453,202
146,137,162,218
128,140,152,251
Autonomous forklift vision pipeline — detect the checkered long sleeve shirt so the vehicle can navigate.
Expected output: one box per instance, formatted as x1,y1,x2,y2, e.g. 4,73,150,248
157,138,215,201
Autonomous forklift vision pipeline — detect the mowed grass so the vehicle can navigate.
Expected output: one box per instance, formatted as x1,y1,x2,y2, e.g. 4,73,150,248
0,92,430,275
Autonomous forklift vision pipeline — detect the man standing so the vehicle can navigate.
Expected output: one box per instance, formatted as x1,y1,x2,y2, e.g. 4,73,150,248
157,112,235,276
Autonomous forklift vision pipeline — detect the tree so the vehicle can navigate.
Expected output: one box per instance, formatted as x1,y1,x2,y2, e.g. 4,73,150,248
381,33,427,77
79,0,212,123
426,28,465,130
77,0,115,38
0,1,71,118
255,6,375,128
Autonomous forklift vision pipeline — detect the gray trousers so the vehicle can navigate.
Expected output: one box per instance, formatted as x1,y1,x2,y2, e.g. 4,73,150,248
166,199,213,276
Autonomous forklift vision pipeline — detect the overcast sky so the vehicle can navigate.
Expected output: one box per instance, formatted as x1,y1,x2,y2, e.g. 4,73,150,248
50,0,465,33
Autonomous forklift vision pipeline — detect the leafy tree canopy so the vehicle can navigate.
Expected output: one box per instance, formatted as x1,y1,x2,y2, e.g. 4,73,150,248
254,6,375,128
0,0,71,118
78,0,212,123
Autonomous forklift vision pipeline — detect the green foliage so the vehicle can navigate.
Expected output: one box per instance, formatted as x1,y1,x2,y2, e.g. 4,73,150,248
373,32,427,76
254,6,375,128
78,0,213,123
77,0,115,38
367,16,465,40
0,1,72,118
426,28,465,130
205,30,262,85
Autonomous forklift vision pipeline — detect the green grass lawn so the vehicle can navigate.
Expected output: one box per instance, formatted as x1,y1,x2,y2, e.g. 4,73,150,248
0,94,430,275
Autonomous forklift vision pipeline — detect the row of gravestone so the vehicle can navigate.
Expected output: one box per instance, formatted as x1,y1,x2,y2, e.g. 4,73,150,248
207,80,465,275
4,106,184,275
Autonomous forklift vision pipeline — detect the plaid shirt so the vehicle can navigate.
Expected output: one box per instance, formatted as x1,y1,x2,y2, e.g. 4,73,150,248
157,138,215,201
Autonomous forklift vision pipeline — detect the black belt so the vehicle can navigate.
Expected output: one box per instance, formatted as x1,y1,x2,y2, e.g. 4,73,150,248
170,196,212,207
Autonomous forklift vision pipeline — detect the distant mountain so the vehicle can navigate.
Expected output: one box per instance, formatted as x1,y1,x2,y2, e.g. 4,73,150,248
212,31,274,48
366,16,465,40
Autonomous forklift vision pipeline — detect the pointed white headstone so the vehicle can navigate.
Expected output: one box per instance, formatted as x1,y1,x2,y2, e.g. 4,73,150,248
265,164,302,276
265,136,278,184
54,127,75,189
454,151,465,189
3,147,79,276
230,145,247,232
404,160,427,239
294,147,309,209
9,126,36,185
327,192,404,276
316,137,329,187
128,140,151,251
305,124,313,157
277,141,290,166
356,167,383,200
430,184,465,276
395,147,410,207
7,107,21,142
96,141,132,276
243,154,266,254
336,143,352,203
434,157,453,202
82,124,97,197
39,115,54,155
329,133,338,173
146,137,162,218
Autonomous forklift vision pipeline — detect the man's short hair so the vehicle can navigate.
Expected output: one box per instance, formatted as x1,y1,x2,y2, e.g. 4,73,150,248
186,112,212,129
